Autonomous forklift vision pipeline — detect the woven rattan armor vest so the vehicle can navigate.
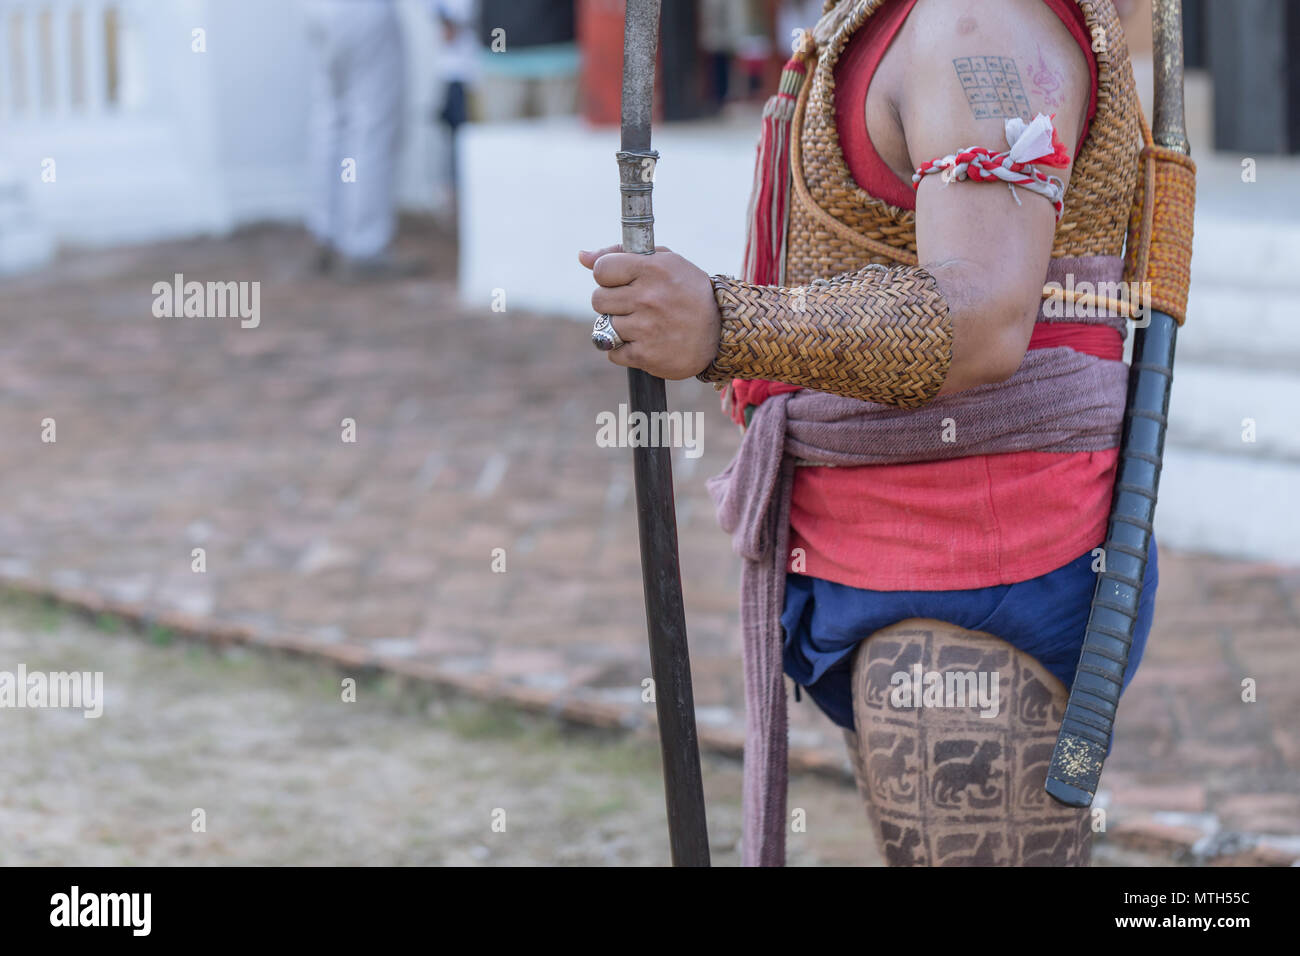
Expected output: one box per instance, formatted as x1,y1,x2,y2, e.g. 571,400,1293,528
783,0,1142,286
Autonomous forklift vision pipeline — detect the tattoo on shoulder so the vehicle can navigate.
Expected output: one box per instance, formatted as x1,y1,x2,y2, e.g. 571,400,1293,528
952,55,1031,120
1026,44,1065,108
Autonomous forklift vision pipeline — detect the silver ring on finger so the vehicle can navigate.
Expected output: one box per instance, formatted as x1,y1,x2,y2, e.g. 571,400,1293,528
591,313,625,351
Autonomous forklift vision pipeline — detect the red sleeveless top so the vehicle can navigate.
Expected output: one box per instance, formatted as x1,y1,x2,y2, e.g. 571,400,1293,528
767,0,1121,591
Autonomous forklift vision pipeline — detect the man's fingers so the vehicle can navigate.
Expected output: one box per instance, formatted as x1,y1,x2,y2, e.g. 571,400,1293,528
590,309,644,347
578,244,672,272
593,253,651,290
606,341,644,369
582,244,676,377
578,244,624,269
590,287,638,321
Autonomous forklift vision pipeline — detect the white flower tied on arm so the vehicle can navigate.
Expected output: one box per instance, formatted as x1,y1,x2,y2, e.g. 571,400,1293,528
912,112,1072,219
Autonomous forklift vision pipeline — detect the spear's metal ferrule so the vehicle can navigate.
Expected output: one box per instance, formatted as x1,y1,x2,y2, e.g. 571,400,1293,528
617,149,659,256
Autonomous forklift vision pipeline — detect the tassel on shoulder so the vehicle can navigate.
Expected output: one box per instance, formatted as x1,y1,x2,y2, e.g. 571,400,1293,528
740,35,816,287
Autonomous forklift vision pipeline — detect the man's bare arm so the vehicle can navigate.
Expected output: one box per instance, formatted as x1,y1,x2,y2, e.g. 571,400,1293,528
895,0,1091,394
578,0,1092,398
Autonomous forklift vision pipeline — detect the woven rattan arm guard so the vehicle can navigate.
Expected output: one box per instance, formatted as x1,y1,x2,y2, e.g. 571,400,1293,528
695,265,953,408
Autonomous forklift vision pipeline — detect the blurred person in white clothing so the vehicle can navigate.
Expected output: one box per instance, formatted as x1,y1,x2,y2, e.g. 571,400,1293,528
303,0,423,280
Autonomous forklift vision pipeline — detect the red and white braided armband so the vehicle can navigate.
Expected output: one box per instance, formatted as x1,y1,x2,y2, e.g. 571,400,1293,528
912,112,1072,220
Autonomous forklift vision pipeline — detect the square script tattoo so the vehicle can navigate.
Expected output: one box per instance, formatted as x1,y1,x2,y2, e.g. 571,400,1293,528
953,55,1031,120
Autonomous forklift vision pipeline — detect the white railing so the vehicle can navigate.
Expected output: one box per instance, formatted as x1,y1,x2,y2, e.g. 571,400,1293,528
0,0,128,121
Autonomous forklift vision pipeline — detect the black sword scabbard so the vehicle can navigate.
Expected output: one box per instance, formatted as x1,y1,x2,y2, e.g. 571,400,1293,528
1045,311,1176,807
1046,0,1190,807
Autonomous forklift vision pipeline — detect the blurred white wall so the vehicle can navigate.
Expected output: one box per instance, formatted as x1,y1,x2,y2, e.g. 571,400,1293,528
0,0,453,262
458,114,757,318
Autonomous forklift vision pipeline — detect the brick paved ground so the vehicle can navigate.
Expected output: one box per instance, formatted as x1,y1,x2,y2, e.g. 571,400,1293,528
1,225,1296,863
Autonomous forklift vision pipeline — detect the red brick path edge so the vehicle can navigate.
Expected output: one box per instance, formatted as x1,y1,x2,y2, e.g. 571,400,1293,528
1,575,763,757
8,576,1295,867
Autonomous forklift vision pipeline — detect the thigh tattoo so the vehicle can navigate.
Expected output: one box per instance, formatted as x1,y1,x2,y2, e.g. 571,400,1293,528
844,620,1093,866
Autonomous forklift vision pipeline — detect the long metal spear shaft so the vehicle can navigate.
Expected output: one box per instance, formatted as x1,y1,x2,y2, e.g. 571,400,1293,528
616,0,710,866
1046,0,1189,807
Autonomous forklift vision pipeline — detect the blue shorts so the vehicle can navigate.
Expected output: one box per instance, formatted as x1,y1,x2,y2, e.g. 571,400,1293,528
780,541,1159,732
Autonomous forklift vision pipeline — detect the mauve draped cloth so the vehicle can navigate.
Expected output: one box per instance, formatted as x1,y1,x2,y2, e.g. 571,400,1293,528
707,343,1129,866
